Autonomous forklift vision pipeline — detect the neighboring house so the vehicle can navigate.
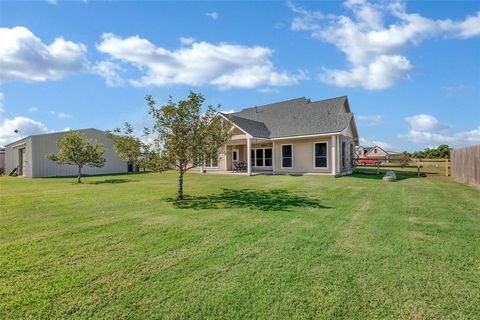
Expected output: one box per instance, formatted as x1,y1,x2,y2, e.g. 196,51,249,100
5,128,129,178
0,148,5,175
357,145,401,160
355,145,372,158
200,96,359,176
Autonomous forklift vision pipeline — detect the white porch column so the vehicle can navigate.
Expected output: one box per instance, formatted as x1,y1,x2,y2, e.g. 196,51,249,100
247,137,252,175
331,135,337,176
224,145,228,171
272,141,275,174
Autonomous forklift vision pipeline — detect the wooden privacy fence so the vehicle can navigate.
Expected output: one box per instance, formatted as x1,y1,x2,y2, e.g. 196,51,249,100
451,144,480,188
354,157,450,177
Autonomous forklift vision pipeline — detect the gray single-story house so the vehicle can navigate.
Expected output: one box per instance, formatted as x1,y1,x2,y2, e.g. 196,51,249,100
199,96,359,176
5,128,129,178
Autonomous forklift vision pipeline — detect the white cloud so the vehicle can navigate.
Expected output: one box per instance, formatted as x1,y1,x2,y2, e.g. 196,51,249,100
0,116,48,146
399,128,480,145
205,12,219,20
358,114,382,126
0,93,5,116
92,60,125,87
0,26,87,83
257,87,279,93
288,1,336,31
50,111,74,119
404,114,448,131
180,37,195,45
220,109,235,114
289,0,480,90
96,33,304,89
359,137,393,150
28,107,39,113
320,55,412,90
443,84,468,97
400,113,479,146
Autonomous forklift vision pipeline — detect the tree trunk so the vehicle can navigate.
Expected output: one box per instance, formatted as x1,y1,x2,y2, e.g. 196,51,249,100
77,165,82,184
177,170,184,201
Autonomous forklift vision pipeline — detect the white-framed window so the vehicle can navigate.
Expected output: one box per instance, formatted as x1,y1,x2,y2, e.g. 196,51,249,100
232,149,238,162
313,142,328,168
256,149,263,166
264,148,272,166
281,144,293,168
204,151,219,168
250,147,273,167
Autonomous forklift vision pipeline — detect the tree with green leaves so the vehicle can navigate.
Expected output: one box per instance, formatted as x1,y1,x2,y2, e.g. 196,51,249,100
408,144,451,159
46,131,106,183
112,92,232,200
399,151,411,167
106,123,147,171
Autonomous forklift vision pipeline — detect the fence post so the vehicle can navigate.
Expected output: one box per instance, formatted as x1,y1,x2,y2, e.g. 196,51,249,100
377,163,380,175
446,158,449,177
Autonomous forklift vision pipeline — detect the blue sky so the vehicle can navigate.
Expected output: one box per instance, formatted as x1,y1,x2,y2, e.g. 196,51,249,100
0,0,479,151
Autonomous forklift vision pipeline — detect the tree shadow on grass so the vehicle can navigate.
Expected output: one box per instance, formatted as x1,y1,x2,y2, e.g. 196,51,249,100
169,188,331,211
88,179,138,185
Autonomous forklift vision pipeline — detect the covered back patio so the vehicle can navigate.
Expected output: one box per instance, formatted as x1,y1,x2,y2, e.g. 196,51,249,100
224,129,273,175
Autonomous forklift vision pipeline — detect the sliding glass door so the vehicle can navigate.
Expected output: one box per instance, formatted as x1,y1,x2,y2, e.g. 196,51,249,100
250,147,272,167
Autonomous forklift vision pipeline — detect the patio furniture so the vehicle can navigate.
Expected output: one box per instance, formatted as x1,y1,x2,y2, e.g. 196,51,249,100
239,161,247,172
233,162,241,172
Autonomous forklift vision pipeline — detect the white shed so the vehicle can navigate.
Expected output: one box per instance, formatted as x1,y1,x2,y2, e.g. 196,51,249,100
5,128,128,178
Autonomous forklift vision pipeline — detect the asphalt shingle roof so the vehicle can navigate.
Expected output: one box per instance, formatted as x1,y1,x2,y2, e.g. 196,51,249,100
223,96,352,139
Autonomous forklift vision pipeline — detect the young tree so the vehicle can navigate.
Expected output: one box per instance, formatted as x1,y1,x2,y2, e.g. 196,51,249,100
106,123,146,171
112,92,232,200
46,131,106,183
399,151,411,167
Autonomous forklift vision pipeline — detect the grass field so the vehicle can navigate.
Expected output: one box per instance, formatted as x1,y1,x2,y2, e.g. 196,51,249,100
1,172,479,319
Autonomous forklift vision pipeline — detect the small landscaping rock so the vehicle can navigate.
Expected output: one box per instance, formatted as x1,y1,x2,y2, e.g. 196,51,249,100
383,171,396,182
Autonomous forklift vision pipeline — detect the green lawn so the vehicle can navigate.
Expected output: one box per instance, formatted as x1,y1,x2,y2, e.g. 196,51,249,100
1,172,479,319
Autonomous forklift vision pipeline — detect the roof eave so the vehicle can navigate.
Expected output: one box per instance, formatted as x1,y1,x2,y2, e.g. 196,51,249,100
217,113,254,139
270,131,342,141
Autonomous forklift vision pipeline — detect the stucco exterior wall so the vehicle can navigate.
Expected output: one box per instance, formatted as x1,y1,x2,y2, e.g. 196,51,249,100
339,135,355,175
200,135,355,176
202,141,273,173
198,151,228,172
272,136,333,175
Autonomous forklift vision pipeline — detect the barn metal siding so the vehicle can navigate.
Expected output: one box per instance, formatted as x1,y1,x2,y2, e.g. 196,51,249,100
0,150,5,173
6,129,128,178
5,137,32,177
